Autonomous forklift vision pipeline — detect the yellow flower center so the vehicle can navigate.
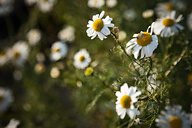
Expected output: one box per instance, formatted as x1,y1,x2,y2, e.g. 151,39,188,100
79,55,85,62
120,95,132,108
93,19,104,32
85,67,94,76
14,51,20,58
169,116,183,128
52,48,60,53
0,51,5,56
137,32,152,46
166,2,174,10
162,18,175,27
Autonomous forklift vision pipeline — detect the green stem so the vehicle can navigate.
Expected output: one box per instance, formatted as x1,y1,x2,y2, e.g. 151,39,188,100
110,31,140,76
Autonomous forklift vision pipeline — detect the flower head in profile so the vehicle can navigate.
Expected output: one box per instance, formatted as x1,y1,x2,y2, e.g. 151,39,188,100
7,41,29,67
126,23,158,59
27,29,41,46
73,49,91,69
154,11,184,37
155,105,192,128
115,83,141,119
50,41,68,61
0,87,13,113
86,11,114,40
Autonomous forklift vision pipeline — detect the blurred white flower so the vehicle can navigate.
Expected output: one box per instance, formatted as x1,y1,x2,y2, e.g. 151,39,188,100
13,70,22,81
36,53,45,62
156,105,192,128
123,9,136,21
126,23,158,59
0,0,14,16
142,9,154,19
37,0,56,13
50,67,60,78
0,87,13,113
88,0,104,8
187,12,192,31
73,49,91,69
7,41,29,67
5,118,20,128
34,63,45,74
155,0,186,17
115,83,141,119
50,41,68,61
27,29,41,46
154,11,184,37
58,25,75,42
86,11,114,40
25,0,37,5
118,30,127,41
106,0,117,8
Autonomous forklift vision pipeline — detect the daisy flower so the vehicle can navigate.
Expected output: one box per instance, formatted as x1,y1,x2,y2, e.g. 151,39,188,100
155,105,192,128
126,23,158,59
7,41,29,67
73,49,91,69
86,11,114,40
87,0,104,8
58,25,75,42
153,11,184,37
155,0,186,17
5,118,20,128
50,41,68,61
0,87,13,112
27,29,41,46
115,83,141,119
37,0,56,13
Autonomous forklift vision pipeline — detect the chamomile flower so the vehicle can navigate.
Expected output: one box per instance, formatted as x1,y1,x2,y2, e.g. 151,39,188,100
86,11,114,40
37,0,56,13
155,105,192,128
155,0,186,17
73,49,91,69
87,0,104,8
50,41,68,61
115,83,141,119
58,25,75,42
154,11,184,37
27,29,41,46
126,23,158,59
7,41,29,67
0,87,13,113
